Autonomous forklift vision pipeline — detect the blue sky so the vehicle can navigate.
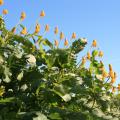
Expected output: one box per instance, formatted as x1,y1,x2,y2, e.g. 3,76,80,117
0,0,120,84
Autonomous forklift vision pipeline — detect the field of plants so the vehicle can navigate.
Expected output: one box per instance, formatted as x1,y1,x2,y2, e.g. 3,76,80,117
0,0,120,120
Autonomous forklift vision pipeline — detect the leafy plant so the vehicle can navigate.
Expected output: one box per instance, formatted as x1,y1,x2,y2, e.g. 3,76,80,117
0,1,120,120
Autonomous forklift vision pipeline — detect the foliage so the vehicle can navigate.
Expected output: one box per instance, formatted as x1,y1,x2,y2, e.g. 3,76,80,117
0,6,120,120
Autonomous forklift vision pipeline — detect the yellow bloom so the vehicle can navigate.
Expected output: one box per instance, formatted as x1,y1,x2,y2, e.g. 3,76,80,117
92,40,97,47
117,84,120,90
40,10,45,17
64,38,69,46
111,78,116,84
20,12,26,20
81,57,86,65
112,87,116,93
109,70,114,79
109,64,113,71
2,9,8,15
0,0,4,5
102,70,108,78
87,52,91,60
99,66,104,72
45,24,50,32
54,26,59,34
71,32,76,39
54,40,59,47
98,51,104,57
35,23,40,33
21,27,27,35
60,32,64,40
114,72,117,79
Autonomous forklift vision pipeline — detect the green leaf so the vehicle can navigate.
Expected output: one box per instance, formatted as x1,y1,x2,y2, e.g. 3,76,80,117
33,112,48,120
51,84,71,102
92,50,98,57
92,108,104,118
17,71,24,80
49,112,62,120
42,39,53,49
19,24,25,29
0,97,16,103
71,38,87,54
3,66,12,83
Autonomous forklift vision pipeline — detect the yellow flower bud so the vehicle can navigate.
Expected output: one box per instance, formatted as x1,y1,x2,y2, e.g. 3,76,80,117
71,32,76,39
45,24,50,32
81,57,86,65
98,51,104,57
112,87,116,93
109,70,114,79
114,72,117,79
2,9,8,15
99,66,105,72
92,40,97,47
54,26,59,34
0,0,4,5
109,64,113,71
40,10,45,17
102,70,108,78
60,32,64,40
117,84,120,91
20,12,26,20
100,61,104,65
111,78,116,84
35,23,40,33
87,52,91,60
64,38,69,46
54,40,59,47
21,27,27,35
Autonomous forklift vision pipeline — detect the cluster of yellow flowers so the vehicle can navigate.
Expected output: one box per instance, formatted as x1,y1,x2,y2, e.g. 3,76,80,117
0,0,77,47
19,10,45,35
15,10,76,47
109,64,116,84
108,64,120,93
53,28,77,47
0,0,77,48
81,40,104,66
112,82,120,93
81,39,120,93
